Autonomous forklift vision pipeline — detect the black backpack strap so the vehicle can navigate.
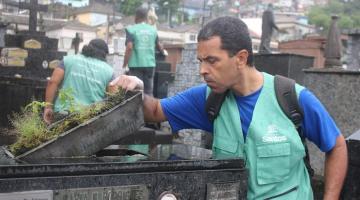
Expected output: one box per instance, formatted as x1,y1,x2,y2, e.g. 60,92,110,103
274,75,314,177
205,90,229,123
274,75,303,130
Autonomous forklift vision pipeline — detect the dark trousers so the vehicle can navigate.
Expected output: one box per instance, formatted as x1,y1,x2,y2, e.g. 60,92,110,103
129,67,155,96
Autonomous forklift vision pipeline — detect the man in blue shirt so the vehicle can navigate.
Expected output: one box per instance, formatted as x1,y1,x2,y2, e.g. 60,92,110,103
111,17,347,199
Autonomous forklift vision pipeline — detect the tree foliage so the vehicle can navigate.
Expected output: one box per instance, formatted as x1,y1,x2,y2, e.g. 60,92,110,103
116,0,180,21
158,0,179,18
157,0,180,14
117,0,143,16
307,0,360,34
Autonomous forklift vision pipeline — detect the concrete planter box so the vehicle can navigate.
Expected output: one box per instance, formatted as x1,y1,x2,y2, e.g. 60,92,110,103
16,91,144,163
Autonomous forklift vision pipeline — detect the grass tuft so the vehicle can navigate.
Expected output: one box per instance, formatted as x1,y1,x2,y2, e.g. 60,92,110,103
9,89,126,156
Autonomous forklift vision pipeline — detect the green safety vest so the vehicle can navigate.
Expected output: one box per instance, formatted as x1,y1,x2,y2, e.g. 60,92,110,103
54,54,113,112
126,23,157,68
209,72,313,200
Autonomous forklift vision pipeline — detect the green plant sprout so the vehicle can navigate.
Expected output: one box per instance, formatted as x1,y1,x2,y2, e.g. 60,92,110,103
9,89,126,156
57,88,77,113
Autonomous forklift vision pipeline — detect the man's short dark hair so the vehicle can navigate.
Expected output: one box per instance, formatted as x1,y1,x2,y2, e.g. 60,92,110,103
197,16,254,66
135,7,147,22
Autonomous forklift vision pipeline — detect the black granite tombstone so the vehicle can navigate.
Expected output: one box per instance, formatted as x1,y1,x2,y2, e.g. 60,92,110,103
0,158,248,199
0,77,47,129
113,127,173,146
0,0,66,129
154,52,174,98
0,19,9,48
254,53,314,84
1,0,62,79
342,129,360,199
4,0,47,33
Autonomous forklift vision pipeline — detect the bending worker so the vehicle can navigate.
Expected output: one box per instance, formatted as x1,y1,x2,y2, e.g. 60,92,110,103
44,39,115,124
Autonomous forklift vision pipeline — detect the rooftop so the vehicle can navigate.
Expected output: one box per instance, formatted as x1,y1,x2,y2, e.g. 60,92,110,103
45,20,96,32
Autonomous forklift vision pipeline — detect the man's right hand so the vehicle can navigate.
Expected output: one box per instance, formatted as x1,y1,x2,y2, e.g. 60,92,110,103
43,107,53,125
110,75,144,92
111,76,166,122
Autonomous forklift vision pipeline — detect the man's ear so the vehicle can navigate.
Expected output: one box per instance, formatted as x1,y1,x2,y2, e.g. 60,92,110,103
235,50,249,67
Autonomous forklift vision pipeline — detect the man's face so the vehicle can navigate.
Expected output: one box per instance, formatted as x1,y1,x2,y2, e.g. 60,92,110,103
197,36,240,93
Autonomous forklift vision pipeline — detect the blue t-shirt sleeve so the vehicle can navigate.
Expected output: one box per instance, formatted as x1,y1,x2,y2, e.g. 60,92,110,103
300,89,340,152
160,84,213,133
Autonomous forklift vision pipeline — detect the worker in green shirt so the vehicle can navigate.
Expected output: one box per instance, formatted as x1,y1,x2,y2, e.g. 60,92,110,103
123,7,167,96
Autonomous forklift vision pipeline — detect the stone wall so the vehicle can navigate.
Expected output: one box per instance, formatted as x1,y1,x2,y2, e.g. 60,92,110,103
106,54,125,77
346,29,360,71
168,43,203,96
304,68,360,175
166,43,210,148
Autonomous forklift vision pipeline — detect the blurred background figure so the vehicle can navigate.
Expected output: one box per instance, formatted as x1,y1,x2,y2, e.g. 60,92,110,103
71,32,83,54
123,7,166,96
259,3,279,54
147,6,158,27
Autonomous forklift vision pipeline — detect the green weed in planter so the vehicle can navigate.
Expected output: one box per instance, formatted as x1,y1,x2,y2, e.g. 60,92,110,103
9,89,126,156
9,101,51,155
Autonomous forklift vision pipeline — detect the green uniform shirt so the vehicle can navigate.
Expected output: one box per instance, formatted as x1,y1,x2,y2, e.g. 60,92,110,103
54,54,113,112
126,23,157,68
209,73,313,200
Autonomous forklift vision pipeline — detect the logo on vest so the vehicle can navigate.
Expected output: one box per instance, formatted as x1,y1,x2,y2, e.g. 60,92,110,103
262,124,287,143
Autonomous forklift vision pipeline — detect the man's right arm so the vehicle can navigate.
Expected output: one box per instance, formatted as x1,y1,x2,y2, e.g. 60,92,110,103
143,95,167,122
110,76,211,129
299,89,347,199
